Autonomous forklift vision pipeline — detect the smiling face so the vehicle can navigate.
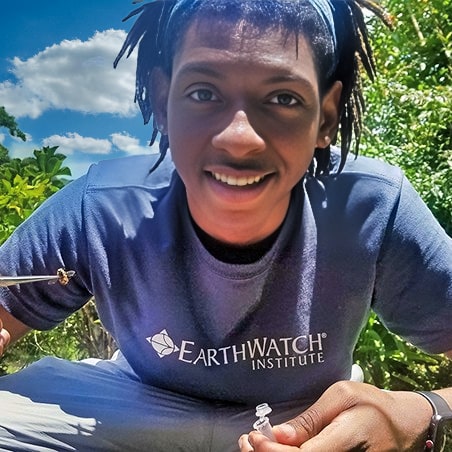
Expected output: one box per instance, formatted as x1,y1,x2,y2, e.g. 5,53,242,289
153,19,341,245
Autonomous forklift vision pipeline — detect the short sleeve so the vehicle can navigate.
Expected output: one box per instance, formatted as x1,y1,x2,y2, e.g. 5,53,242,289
373,176,452,353
0,176,93,330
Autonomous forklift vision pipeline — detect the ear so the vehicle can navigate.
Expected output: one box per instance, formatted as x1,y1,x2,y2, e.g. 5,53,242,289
150,67,170,134
316,81,342,148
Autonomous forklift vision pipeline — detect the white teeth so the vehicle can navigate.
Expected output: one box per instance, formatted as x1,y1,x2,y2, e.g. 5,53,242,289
212,172,263,186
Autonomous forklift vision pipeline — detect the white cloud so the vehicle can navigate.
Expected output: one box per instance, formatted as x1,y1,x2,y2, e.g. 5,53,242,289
111,131,157,156
0,133,5,144
7,139,40,160
0,29,138,119
41,131,159,178
41,130,158,158
43,132,112,155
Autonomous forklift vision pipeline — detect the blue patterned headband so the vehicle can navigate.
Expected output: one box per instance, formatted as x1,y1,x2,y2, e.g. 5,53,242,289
308,0,337,55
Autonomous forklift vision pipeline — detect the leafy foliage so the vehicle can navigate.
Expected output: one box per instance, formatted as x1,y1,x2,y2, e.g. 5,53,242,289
0,106,26,143
354,0,452,390
1,301,116,374
354,312,450,390
0,146,71,243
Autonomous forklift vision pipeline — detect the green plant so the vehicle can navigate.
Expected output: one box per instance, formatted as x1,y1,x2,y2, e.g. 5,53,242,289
0,146,72,243
1,300,116,375
354,313,450,391
354,0,452,390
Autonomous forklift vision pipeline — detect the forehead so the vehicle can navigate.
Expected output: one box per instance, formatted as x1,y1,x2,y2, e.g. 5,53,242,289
183,16,282,49
172,17,317,75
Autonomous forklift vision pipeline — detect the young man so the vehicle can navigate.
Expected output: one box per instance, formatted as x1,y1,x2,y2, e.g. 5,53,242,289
0,0,451,450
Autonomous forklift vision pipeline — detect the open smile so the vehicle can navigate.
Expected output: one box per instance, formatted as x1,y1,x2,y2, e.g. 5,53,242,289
210,171,266,187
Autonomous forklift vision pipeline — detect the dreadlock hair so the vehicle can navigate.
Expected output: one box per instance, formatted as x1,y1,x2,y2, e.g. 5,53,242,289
114,0,391,175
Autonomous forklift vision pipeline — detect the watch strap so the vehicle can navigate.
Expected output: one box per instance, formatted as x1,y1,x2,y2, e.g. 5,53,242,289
416,391,452,451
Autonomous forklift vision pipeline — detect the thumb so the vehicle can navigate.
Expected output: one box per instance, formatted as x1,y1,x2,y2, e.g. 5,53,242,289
272,406,327,446
272,423,299,445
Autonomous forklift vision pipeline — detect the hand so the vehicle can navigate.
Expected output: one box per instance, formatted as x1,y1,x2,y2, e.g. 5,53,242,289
239,381,433,451
0,317,11,357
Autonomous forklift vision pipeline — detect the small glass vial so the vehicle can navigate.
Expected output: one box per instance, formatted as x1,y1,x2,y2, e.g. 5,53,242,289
253,403,275,441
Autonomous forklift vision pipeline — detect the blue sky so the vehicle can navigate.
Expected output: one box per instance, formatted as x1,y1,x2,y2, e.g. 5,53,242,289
0,0,159,178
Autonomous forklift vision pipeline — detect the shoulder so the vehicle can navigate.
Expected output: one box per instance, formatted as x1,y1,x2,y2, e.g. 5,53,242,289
303,151,413,240
79,154,183,228
84,154,175,190
332,150,404,188
306,151,405,208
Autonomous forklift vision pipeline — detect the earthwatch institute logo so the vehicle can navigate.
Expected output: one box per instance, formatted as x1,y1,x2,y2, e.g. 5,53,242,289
146,329,327,370
148,329,180,357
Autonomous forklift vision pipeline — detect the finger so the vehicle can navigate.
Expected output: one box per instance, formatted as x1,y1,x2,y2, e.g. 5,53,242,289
273,381,364,446
246,431,300,452
238,434,254,452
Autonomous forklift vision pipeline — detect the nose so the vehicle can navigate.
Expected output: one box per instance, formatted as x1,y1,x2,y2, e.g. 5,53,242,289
212,110,265,156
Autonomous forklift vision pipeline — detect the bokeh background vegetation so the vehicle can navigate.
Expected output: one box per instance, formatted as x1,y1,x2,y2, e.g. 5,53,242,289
1,0,451,389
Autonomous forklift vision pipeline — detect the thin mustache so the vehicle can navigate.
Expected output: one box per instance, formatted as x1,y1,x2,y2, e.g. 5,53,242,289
211,159,270,173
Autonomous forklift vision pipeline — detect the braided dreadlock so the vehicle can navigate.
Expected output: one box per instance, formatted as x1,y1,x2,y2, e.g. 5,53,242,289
326,0,393,173
114,0,391,175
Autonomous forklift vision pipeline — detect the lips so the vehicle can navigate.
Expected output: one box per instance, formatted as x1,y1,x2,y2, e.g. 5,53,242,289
210,171,265,187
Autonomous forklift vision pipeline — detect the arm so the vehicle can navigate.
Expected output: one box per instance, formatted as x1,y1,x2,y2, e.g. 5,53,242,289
0,304,31,357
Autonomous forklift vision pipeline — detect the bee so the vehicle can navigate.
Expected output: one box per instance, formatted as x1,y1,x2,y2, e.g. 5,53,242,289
56,268,75,286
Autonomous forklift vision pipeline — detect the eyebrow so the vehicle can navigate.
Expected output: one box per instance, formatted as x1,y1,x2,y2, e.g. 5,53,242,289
263,74,317,96
174,62,318,96
175,63,226,81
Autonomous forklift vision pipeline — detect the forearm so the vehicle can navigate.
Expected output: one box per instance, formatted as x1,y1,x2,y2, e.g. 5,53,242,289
0,305,31,355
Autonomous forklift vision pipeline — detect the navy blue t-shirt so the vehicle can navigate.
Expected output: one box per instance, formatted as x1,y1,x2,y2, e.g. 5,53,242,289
1,152,451,405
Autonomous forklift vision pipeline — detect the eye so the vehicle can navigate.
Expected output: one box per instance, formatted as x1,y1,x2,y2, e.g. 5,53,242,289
189,88,219,102
268,93,300,106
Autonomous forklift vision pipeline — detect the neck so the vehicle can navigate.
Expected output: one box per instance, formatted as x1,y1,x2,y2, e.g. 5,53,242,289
192,218,283,264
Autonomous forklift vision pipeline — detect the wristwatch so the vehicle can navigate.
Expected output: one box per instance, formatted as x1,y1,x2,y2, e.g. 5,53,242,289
416,391,452,452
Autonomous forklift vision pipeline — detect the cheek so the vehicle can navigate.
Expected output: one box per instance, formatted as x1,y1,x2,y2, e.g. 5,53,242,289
167,119,201,183
276,130,317,167
286,153,314,184
274,137,316,189
167,105,206,150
